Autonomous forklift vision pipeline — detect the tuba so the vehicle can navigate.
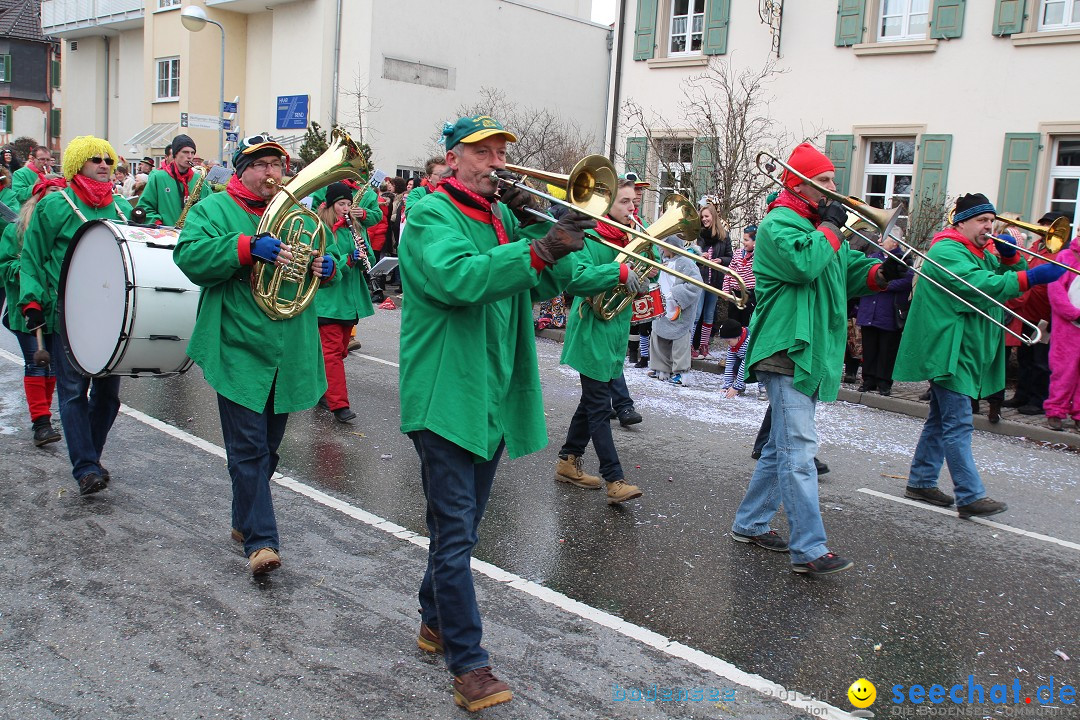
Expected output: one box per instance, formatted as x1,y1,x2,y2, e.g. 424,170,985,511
251,127,369,320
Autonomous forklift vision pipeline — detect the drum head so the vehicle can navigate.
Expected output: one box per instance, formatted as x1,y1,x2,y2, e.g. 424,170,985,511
61,221,129,375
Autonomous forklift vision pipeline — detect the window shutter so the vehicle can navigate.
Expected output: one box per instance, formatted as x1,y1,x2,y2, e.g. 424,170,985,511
997,133,1041,218
626,136,648,179
929,0,966,39
914,134,953,220
2,55,11,82
633,0,658,61
702,0,731,55
993,0,1027,35
835,0,866,47
3,105,11,133
51,59,60,88
825,135,855,195
50,109,61,137
692,137,716,197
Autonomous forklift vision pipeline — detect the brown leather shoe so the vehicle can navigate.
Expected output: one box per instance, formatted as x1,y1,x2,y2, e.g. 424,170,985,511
417,622,443,654
606,479,643,505
249,547,281,576
453,666,512,712
231,528,244,543
554,455,601,489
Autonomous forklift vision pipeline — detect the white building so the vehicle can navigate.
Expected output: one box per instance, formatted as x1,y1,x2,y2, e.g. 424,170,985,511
44,0,611,174
606,0,1080,234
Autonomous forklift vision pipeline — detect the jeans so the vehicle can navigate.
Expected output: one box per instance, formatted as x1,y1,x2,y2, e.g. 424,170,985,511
733,371,828,564
907,382,985,507
410,429,504,677
560,373,624,483
610,372,633,414
51,333,121,482
13,328,56,378
217,390,288,556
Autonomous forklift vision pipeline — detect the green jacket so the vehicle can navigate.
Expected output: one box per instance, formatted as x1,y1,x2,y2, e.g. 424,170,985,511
309,186,382,237
398,190,560,460
406,184,434,216
314,223,376,322
17,188,133,334
746,204,881,402
12,165,42,205
173,191,326,414
0,186,18,214
558,232,628,382
893,230,1027,398
136,167,207,226
0,223,27,332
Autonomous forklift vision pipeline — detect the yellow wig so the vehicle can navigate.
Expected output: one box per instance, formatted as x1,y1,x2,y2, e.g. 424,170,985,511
61,135,119,180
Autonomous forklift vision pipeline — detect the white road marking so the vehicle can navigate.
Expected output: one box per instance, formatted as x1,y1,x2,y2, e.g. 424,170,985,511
353,352,399,368
858,488,1080,552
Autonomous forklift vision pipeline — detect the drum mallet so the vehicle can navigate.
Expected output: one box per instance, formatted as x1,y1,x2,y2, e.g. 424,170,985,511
33,328,50,367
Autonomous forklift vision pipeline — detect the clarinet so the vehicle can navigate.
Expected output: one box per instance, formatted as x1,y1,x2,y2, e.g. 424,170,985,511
343,214,380,294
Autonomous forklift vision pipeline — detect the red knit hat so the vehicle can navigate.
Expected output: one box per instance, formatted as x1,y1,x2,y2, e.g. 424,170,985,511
782,143,835,189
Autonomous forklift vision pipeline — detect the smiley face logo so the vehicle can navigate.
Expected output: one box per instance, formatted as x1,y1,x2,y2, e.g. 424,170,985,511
848,678,876,708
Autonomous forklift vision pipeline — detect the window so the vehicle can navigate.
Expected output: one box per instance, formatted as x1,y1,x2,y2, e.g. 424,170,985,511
158,0,181,7
1038,0,1080,30
1,104,11,133
1047,137,1080,228
878,0,929,41
657,139,695,196
863,138,915,219
155,57,179,101
0,55,11,83
669,0,705,55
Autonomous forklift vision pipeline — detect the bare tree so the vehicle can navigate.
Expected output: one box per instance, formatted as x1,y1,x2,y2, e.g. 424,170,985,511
338,74,383,146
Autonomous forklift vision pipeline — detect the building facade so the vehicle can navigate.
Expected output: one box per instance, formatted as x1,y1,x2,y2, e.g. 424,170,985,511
606,0,1080,236
0,0,61,151
45,0,611,173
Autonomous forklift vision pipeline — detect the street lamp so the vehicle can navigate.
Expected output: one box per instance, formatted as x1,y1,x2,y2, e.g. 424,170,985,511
180,5,225,165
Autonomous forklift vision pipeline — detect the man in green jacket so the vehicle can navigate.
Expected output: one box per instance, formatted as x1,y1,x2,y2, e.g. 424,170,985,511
730,142,903,576
11,145,53,206
18,136,133,496
399,115,591,712
894,193,1066,519
404,155,448,219
136,134,207,226
174,135,337,577
554,178,645,504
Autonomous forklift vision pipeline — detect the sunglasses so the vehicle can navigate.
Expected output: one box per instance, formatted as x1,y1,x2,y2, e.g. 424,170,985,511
89,156,115,166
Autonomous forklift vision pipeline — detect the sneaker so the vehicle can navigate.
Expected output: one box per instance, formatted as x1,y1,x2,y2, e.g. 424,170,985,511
249,547,281,576
32,418,61,447
348,339,362,352
757,387,767,401
606,479,642,504
690,349,702,360
231,527,244,543
333,407,357,423
814,457,830,475
78,472,108,496
904,485,955,507
957,497,1007,519
669,374,684,386
417,622,443,654
618,408,643,427
792,552,853,576
647,370,658,378
731,529,789,552
634,357,649,368
554,455,601,489
453,666,512,712
1048,416,1065,431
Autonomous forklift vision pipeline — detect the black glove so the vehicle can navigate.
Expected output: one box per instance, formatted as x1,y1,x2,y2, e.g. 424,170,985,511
879,254,907,282
532,210,595,265
817,200,848,233
495,171,537,225
23,307,45,331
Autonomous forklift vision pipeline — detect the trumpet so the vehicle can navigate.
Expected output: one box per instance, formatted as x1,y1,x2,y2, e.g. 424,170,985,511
756,150,1044,345
490,155,749,319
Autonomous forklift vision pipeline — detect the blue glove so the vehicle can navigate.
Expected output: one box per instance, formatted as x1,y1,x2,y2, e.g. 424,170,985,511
1025,263,1067,287
250,233,282,264
349,248,362,265
314,254,335,279
993,233,1018,258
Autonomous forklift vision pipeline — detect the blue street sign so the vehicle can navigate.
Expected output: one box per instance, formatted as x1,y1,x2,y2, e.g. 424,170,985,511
222,101,238,114
226,132,238,142
276,95,309,130
222,119,232,130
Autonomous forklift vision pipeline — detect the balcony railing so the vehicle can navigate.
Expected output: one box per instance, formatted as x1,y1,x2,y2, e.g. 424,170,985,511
42,0,145,36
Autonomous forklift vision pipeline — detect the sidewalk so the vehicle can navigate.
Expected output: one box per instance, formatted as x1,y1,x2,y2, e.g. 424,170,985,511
537,328,1080,451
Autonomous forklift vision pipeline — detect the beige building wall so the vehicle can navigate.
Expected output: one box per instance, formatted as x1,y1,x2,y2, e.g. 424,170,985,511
59,36,108,140
112,29,144,153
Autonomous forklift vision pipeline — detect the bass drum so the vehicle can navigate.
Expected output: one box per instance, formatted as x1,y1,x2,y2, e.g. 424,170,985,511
58,220,200,377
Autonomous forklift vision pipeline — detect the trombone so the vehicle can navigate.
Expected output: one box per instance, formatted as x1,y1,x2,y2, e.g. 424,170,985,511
969,213,1079,278
756,151,1044,346
490,155,750,319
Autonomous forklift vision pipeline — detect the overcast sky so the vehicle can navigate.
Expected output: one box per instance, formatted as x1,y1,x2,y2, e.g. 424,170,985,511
592,0,616,25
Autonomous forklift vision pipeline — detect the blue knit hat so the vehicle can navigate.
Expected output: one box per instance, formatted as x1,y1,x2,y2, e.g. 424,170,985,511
952,193,996,224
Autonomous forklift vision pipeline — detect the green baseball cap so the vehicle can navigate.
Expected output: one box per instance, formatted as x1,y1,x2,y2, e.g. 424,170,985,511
442,115,518,151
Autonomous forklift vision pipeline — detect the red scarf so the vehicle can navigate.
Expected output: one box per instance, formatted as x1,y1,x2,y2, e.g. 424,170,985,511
767,189,820,224
930,227,985,259
165,162,194,200
28,163,46,181
32,176,67,198
332,216,348,233
596,217,629,247
437,176,510,245
732,327,748,353
70,174,115,209
226,174,268,217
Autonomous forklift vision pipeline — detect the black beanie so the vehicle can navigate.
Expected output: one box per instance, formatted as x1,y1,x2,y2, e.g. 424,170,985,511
952,193,995,224
171,134,196,157
323,182,352,209
1038,210,1070,225
716,318,743,339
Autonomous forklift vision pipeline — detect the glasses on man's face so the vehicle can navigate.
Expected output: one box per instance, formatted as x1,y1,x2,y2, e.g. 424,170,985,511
89,156,115,166
249,161,283,172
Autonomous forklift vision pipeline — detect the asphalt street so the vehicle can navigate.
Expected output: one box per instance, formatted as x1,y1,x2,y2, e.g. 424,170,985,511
1,306,1077,719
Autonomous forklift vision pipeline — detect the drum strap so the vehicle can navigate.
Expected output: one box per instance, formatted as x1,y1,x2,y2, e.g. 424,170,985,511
59,191,128,224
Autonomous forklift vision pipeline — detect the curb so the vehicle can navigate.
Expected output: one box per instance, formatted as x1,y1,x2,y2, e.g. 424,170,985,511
535,328,1080,450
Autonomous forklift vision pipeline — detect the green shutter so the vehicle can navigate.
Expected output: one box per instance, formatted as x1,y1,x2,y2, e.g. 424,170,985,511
997,133,1041,218
702,0,731,55
835,0,865,47
51,59,60,88
929,0,966,39
633,0,658,60
692,137,715,197
2,55,11,82
825,135,855,195
914,134,953,219
3,105,11,133
993,0,1027,36
626,137,648,179
50,109,61,137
